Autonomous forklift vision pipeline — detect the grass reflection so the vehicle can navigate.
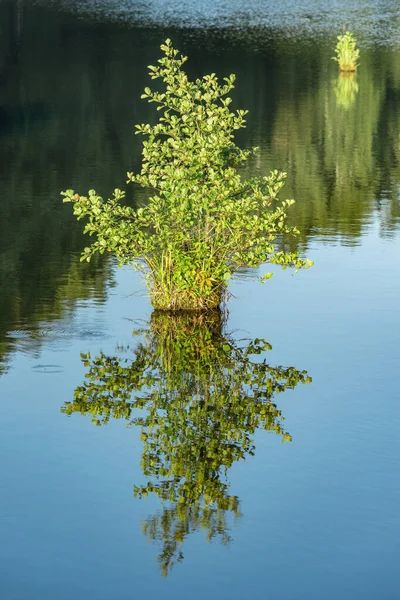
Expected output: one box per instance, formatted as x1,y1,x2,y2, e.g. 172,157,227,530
62,311,311,575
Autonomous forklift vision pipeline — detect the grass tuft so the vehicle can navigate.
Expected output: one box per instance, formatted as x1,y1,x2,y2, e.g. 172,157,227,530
333,31,360,72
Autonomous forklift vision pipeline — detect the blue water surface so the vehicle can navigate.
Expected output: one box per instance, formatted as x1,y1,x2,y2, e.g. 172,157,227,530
0,1,399,598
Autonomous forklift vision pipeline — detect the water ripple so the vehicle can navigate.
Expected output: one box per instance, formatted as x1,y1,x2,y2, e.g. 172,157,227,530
34,0,400,46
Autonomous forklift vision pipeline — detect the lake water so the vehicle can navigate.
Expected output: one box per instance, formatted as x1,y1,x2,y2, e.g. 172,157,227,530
0,1,399,598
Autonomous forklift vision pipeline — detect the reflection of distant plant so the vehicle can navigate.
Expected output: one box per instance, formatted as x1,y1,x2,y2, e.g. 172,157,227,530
62,311,311,576
334,72,359,109
333,31,360,72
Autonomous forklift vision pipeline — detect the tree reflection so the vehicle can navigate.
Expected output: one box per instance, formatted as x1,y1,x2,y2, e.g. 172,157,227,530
62,311,311,576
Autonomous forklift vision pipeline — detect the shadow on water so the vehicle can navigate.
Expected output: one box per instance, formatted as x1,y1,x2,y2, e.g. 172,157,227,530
62,311,311,576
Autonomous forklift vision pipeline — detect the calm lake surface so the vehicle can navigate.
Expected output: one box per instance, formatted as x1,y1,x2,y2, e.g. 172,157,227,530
1,1,399,598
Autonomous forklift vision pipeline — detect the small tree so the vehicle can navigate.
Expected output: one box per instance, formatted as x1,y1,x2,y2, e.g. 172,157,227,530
62,39,312,311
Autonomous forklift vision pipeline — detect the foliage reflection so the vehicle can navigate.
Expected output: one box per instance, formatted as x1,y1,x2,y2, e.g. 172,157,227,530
63,311,311,575
334,72,359,110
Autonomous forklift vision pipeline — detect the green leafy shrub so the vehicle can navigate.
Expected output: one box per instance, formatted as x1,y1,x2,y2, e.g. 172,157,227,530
62,39,312,311
333,31,360,72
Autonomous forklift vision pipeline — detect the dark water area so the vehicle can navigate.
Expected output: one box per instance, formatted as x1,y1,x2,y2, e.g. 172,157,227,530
1,1,399,598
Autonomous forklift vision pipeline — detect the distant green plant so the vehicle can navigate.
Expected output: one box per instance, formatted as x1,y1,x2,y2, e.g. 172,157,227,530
333,31,360,72
334,72,359,109
62,39,312,311
62,311,311,575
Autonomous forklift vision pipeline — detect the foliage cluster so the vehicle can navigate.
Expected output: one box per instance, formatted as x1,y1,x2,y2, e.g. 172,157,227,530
62,311,311,575
62,39,312,311
333,31,360,72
